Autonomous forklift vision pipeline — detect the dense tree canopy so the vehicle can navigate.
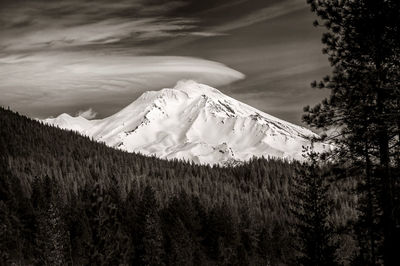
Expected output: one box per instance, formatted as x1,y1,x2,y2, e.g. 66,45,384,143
0,107,357,265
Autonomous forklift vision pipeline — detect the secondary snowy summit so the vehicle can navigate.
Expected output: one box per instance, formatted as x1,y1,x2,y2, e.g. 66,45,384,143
44,80,328,165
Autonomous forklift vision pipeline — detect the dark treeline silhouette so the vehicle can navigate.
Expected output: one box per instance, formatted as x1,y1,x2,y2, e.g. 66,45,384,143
0,107,355,265
290,150,338,266
304,0,400,265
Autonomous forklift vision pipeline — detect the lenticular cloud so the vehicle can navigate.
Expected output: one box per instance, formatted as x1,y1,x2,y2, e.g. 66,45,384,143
0,52,245,116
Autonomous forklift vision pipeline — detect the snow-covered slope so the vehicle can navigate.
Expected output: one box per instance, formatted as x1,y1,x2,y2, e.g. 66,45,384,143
44,80,329,165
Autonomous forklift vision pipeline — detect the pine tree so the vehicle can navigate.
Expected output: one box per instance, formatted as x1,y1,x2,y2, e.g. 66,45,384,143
99,183,130,265
123,189,138,264
135,185,165,266
161,192,203,266
290,151,337,266
0,159,20,264
42,202,70,266
35,177,71,266
84,181,129,265
203,203,238,265
142,212,165,266
237,208,259,265
304,0,400,264
165,218,194,266
0,201,13,264
65,191,90,264
84,182,104,265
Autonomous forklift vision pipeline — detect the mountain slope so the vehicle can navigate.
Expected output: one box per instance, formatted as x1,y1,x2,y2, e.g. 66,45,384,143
44,80,328,165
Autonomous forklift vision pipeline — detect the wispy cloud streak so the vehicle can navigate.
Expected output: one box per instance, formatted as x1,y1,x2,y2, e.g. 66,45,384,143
76,108,97,119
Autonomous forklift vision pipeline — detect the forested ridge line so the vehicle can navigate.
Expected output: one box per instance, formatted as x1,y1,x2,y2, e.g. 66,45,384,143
0,107,356,265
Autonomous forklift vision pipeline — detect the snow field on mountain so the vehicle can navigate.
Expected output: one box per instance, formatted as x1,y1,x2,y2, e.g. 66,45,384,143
44,80,329,165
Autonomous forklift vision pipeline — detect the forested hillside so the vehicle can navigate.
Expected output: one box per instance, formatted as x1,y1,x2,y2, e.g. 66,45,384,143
0,107,354,265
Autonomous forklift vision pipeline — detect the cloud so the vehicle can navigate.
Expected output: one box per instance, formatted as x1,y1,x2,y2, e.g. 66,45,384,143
76,108,97,119
215,0,305,32
190,32,228,37
0,0,299,53
1,16,196,51
0,51,244,117
0,0,194,52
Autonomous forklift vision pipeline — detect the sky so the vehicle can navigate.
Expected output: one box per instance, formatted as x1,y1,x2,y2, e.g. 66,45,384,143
0,0,330,125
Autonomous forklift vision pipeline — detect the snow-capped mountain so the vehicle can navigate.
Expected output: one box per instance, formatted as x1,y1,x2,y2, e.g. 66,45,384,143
44,80,328,165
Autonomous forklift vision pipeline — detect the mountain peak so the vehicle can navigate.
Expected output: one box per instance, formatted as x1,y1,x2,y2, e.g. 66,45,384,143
129,80,224,113
173,80,222,96
44,112,91,132
44,81,329,165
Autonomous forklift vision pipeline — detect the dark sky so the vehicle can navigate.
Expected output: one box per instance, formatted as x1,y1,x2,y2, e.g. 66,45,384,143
0,0,330,125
